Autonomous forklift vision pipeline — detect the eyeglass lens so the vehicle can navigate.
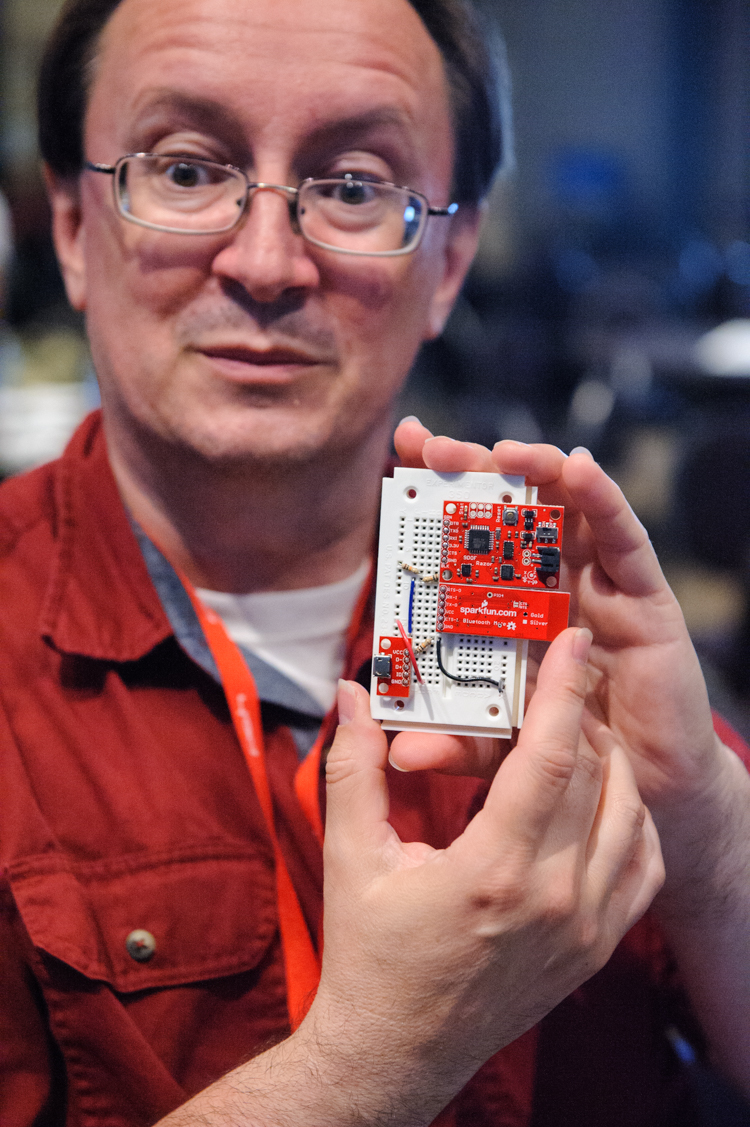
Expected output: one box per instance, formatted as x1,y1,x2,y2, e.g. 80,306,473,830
115,156,426,251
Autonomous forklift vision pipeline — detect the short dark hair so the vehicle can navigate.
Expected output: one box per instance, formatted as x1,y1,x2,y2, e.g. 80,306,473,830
38,0,505,204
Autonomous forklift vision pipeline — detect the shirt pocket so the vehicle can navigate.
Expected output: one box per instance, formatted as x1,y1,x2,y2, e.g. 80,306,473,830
4,841,277,991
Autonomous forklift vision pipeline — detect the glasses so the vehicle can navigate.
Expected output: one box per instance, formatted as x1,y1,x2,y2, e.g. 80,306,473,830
85,153,458,256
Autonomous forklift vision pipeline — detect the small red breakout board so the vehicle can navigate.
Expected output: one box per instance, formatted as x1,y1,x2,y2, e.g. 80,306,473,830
373,636,411,698
440,499,565,592
437,586,570,641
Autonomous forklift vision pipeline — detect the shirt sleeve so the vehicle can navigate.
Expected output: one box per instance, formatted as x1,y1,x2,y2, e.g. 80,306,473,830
712,709,750,768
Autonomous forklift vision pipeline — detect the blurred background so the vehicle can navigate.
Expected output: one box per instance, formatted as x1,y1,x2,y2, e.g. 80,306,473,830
2,0,750,736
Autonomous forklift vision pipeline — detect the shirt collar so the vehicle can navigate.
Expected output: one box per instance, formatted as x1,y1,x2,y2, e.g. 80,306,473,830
39,411,340,724
40,411,172,662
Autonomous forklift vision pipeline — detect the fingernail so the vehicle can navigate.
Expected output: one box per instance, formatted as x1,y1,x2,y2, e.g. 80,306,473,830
572,627,593,664
570,446,594,458
337,679,358,724
502,439,528,446
388,752,409,772
398,415,422,426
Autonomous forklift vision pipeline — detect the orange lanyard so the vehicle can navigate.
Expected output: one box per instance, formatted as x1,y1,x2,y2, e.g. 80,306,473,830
177,563,372,1030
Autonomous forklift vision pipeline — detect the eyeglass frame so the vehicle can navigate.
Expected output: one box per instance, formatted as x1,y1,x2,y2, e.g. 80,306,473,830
84,154,459,257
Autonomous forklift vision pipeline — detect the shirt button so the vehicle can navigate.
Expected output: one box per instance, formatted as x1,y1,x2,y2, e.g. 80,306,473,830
125,929,157,962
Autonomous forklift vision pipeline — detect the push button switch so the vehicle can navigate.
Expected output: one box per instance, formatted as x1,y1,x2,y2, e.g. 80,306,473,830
125,928,157,962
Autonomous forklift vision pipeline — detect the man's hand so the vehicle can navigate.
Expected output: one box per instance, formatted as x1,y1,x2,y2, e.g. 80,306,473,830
307,627,663,1123
393,417,750,1099
393,419,735,837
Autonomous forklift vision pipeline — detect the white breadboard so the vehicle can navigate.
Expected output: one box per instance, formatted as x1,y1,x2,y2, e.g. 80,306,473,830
370,467,541,739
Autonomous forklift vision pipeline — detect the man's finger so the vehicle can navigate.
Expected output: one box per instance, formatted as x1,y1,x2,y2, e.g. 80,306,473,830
325,681,395,865
463,626,594,855
562,451,665,597
387,690,595,786
393,417,434,468
491,440,570,492
388,730,506,779
422,436,497,473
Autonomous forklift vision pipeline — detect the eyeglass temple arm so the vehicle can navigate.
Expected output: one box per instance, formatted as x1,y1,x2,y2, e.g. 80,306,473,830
428,203,459,216
85,161,116,174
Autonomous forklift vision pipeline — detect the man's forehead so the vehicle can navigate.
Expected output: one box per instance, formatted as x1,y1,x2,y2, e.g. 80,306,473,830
95,0,448,104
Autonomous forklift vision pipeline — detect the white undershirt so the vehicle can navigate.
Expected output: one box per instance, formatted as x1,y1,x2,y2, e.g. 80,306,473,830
196,559,370,712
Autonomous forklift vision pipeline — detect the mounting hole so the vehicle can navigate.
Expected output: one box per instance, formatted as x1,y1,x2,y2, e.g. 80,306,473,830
487,705,500,718
405,487,418,501
378,683,389,694
546,576,557,588
380,638,391,650
550,509,561,519
501,493,513,504
394,699,405,710
441,568,452,580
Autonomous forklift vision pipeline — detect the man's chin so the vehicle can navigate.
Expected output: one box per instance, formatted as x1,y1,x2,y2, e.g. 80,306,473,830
157,410,353,473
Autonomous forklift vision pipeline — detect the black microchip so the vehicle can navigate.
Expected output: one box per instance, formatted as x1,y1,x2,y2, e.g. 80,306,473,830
461,563,472,577
466,528,492,554
522,509,536,517
503,508,518,526
536,525,558,543
372,655,392,678
500,564,515,580
522,532,534,543
503,541,514,560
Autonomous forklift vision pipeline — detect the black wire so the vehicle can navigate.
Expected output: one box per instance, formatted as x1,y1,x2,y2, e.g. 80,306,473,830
435,638,503,691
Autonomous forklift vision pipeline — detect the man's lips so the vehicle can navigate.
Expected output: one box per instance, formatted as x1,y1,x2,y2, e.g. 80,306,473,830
194,343,335,381
198,345,328,366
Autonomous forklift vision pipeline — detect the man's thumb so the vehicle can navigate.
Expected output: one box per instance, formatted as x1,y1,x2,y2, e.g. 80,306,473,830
324,681,392,862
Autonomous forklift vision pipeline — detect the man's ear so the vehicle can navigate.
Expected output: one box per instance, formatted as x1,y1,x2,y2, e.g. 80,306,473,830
44,165,87,312
423,203,484,340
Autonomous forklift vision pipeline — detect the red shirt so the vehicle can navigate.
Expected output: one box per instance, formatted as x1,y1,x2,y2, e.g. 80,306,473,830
0,412,743,1127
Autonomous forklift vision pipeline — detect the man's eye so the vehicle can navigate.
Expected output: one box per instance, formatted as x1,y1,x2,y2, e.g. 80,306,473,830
331,178,380,205
165,162,205,188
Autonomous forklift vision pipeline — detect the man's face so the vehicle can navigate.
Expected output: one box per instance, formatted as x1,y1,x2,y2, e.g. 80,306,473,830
51,0,479,468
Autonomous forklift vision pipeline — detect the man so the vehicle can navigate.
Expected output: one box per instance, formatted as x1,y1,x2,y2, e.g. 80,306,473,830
0,0,748,1123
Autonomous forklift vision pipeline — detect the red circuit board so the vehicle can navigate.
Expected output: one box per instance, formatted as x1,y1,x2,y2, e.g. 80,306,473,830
440,500,565,591
436,584,570,642
373,636,411,698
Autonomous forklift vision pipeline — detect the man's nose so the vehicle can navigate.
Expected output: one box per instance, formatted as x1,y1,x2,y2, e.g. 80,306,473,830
210,185,320,302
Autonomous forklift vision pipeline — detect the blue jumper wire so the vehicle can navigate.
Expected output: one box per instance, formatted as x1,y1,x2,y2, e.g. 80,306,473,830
408,579,415,634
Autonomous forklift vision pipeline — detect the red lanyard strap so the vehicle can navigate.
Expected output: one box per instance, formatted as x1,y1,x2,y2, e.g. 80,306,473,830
176,562,372,1029
181,581,320,1029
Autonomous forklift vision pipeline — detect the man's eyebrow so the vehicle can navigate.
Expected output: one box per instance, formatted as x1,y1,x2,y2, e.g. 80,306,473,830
128,91,249,154
300,108,414,155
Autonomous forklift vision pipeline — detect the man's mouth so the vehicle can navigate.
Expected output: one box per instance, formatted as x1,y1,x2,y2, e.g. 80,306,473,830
194,342,335,380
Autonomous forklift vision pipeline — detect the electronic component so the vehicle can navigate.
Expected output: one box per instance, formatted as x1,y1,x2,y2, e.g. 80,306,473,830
466,527,492,554
536,525,558,544
371,467,569,738
437,585,570,642
372,654,392,678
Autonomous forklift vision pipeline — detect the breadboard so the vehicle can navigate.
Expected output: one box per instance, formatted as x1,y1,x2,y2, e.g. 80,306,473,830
370,467,569,738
